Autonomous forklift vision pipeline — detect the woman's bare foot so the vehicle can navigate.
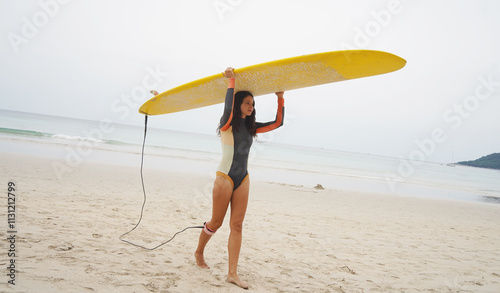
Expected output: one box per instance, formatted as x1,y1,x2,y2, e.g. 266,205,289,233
226,274,249,289
194,252,210,269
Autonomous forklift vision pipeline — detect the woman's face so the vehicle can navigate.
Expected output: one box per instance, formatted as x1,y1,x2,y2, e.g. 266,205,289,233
240,95,254,118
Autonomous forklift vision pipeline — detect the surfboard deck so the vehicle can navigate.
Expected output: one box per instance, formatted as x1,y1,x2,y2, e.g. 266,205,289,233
139,50,406,115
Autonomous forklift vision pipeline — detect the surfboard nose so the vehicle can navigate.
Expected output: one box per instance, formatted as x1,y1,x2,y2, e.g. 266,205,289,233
326,50,406,79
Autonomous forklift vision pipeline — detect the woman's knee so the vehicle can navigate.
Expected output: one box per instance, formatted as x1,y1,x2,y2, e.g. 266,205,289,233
207,219,223,231
230,220,244,233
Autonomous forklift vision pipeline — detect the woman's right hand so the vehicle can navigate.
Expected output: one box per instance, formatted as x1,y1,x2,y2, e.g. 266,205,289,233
223,67,235,79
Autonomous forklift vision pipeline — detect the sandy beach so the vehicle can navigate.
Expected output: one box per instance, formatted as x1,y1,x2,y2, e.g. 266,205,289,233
1,151,500,292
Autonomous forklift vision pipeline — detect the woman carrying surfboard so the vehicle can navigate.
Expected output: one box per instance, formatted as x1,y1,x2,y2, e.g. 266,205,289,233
195,67,285,289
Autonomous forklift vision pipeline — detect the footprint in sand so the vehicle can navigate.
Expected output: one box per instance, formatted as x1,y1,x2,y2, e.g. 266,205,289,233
144,281,160,291
340,266,356,275
84,265,93,274
49,242,74,251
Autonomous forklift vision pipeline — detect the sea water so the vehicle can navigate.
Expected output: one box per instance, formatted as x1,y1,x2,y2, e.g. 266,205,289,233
1,109,499,204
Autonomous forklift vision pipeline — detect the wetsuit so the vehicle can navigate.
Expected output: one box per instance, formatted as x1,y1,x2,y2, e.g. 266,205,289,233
216,78,285,190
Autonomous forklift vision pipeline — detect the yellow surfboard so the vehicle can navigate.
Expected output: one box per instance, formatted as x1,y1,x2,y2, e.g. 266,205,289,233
139,50,406,115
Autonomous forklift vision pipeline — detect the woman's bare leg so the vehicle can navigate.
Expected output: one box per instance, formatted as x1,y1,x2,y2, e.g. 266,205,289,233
194,230,212,269
226,177,250,289
195,176,233,268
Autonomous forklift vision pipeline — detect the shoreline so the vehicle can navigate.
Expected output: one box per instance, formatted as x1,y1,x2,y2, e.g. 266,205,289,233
1,151,500,292
2,136,499,206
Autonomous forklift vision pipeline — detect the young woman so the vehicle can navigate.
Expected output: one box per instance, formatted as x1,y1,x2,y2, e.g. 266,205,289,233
194,67,285,289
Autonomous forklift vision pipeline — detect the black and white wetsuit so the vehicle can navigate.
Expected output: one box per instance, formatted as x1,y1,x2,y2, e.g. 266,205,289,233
216,78,285,190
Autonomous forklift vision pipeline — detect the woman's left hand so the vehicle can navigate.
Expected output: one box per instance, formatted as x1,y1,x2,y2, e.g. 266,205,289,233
275,91,284,99
223,67,235,79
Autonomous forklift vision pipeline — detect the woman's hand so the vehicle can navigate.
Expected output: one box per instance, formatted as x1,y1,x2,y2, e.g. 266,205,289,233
223,67,235,79
275,91,284,99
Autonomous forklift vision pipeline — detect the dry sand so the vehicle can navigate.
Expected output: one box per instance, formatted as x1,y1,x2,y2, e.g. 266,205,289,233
1,152,499,292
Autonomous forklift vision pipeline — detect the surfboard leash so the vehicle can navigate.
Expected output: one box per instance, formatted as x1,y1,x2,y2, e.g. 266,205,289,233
119,113,203,251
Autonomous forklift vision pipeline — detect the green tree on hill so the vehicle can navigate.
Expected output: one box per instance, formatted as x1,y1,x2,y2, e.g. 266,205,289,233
457,153,500,170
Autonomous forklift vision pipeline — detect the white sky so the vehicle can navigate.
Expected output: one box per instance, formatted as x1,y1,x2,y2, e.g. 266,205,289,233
1,0,499,163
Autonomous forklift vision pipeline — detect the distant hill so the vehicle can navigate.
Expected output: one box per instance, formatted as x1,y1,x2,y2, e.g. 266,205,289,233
457,153,500,170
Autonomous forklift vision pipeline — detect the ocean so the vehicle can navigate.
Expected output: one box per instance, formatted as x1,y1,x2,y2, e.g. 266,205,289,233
1,109,499,204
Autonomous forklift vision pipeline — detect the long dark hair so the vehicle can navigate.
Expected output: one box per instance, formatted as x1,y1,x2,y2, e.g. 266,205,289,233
217,91,257,137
